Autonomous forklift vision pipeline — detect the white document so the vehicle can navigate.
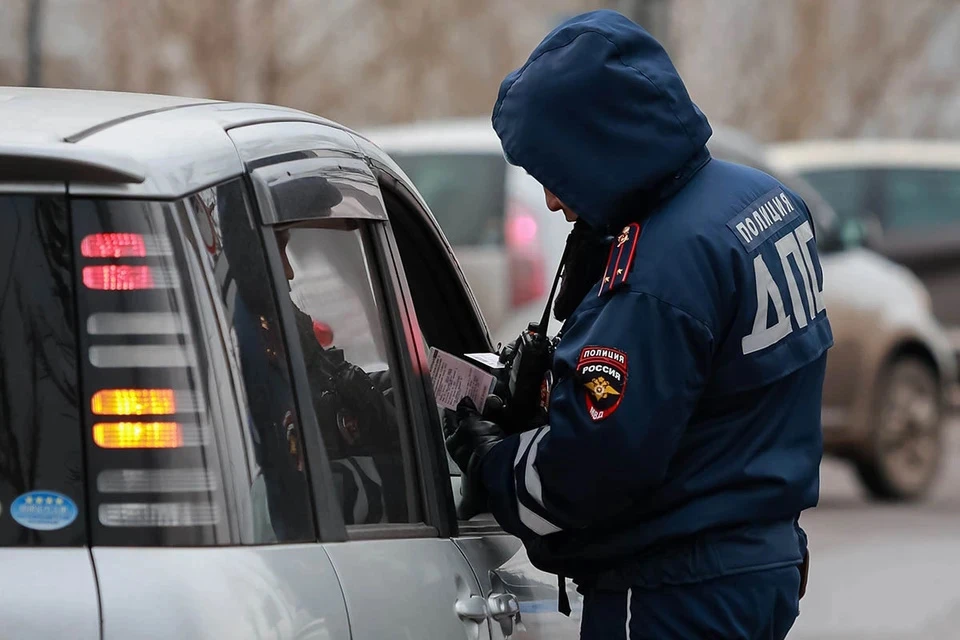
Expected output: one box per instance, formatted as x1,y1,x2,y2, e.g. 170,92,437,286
464,352,505,370
429,348,497,411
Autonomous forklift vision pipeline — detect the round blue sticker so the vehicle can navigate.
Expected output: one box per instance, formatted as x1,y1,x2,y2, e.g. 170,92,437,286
11,491,78,531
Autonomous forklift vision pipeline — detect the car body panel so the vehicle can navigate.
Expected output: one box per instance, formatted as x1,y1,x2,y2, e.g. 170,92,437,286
70,107,245,198
819,249,956,448
323,538,490,640
455,534,583,639
0,549,100,639
0,86,211,144
94,546,350,640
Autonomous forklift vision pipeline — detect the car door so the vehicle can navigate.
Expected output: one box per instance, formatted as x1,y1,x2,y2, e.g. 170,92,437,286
370,166,585,639
233,121,492,640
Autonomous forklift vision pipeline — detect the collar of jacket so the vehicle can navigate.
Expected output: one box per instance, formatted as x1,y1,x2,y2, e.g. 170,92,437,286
604,146,713,233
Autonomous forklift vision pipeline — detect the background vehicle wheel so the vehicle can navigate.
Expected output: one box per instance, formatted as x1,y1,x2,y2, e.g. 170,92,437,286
856,356,942,502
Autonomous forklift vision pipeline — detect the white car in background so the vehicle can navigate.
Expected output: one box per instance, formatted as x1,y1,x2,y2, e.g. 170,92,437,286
769,140,960,348
364,119,571,345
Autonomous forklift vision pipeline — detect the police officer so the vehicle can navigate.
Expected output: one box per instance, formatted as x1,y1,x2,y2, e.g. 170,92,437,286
444,10,831,639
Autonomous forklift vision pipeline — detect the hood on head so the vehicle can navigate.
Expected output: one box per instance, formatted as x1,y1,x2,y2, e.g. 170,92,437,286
492,10,712,229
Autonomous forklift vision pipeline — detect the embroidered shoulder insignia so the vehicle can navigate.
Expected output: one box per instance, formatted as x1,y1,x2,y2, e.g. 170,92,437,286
599,222,642,296
576,346,628,422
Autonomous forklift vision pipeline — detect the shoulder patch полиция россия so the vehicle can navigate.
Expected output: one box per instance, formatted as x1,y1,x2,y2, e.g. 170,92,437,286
577,346,628,422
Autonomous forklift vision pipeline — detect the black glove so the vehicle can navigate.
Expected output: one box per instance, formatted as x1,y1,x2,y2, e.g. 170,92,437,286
332,362,386,424
444,397,505,519
444,397,505,474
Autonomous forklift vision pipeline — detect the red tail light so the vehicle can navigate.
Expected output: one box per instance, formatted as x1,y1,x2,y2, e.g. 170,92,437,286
83,265,154,291
506,202,546,307
81,233,147,258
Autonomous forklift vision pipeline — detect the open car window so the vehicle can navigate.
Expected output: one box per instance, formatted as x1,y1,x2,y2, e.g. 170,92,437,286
378,183,496,523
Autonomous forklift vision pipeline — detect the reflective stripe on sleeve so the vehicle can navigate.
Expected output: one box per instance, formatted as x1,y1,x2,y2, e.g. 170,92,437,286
514,427,562,536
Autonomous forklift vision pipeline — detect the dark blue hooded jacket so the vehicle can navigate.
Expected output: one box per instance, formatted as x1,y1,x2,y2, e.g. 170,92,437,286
482,10,832,588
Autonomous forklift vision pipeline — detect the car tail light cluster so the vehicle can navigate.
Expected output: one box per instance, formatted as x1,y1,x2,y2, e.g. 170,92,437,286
73,204,225,540
505,201,547,308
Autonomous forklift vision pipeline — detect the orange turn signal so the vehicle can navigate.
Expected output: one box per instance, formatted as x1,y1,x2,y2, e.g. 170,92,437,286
92,389,176,416
93,422,183,449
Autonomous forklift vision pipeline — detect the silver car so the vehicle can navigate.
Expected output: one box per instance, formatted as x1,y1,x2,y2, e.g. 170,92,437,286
0,87,581,639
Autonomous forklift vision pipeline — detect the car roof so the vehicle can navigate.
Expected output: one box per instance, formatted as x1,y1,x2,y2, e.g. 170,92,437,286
0,86,369,198
0,87,214,144
770,139,960,172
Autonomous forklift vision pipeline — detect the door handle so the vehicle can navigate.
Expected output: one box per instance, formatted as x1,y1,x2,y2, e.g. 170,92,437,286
488,593,521,637
455,595,488,622
487,593,519,620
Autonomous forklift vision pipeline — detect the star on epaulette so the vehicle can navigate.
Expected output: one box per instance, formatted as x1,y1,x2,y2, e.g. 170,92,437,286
599,222,643,297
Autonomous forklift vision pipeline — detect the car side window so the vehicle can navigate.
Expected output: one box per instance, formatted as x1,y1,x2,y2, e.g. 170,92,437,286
379,184,499,523
269,219,422,528
801,169,872,224
881,168,960,232
187,180,316,544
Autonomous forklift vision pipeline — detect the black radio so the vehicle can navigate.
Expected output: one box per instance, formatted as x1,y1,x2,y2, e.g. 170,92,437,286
487,234,572,434
493,322,555,433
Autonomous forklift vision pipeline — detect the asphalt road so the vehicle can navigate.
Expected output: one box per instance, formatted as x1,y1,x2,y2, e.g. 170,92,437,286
789,421,960,640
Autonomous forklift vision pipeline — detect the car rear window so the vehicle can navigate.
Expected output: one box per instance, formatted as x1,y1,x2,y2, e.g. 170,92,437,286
388,152,507,247
0,194,87,546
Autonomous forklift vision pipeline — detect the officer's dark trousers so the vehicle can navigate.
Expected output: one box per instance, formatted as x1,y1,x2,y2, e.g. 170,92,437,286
579,566,801,639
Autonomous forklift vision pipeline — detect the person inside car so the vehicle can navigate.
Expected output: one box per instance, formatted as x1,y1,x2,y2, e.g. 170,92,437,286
275,222,401,526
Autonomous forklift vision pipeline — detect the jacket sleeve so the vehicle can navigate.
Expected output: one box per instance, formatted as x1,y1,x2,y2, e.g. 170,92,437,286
480,291,714,539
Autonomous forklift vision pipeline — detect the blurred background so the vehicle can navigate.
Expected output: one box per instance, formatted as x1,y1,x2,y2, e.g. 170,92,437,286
4,0,959,138
6,1,960,637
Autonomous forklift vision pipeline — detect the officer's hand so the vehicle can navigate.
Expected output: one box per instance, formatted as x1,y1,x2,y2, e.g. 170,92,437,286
444,397,505,520
443,397,505,478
